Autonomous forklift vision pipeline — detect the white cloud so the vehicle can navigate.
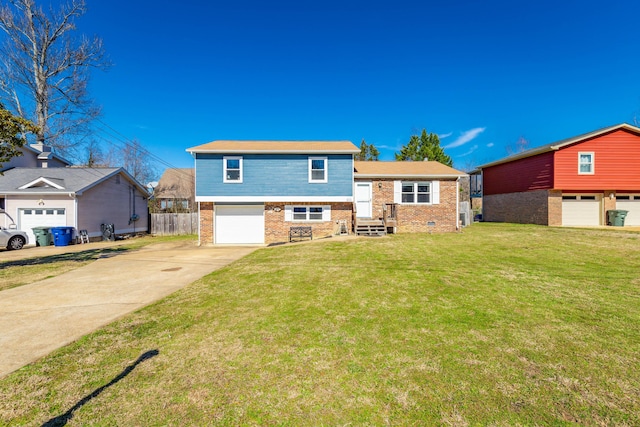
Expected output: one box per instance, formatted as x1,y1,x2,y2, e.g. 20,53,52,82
486,142,494,148
458,145,479,157
443,127,486,149
438,132,453,139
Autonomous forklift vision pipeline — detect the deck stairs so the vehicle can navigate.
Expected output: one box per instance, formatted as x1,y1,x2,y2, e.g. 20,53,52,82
355,219,386,236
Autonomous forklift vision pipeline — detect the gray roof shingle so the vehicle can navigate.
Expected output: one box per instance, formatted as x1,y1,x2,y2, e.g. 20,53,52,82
0,167,125,194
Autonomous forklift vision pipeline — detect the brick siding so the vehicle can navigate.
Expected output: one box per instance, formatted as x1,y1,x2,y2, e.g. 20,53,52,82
199,202,214,244
483,190,551,225
265,202,353,244
360,178,459,233
548,190,562,226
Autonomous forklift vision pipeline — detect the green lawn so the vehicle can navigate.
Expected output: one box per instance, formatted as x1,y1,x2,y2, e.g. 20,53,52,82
1,224,639,425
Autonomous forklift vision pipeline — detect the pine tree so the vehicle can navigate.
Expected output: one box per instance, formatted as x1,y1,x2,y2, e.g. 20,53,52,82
395,129,452,166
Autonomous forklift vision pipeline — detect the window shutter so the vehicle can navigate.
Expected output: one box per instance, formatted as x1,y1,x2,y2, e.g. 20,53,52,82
284,205,292,221
322,205,331,221
432,181,440,205
393,180,402,204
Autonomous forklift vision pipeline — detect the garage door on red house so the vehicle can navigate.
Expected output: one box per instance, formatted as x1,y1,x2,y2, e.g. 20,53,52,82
561,195,601,226
616,195,640,226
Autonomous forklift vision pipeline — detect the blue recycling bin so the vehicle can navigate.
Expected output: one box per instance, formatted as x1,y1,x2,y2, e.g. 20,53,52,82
51,226,74,246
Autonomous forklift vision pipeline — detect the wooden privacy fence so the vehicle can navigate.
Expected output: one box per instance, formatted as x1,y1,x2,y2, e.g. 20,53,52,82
151,213,199,236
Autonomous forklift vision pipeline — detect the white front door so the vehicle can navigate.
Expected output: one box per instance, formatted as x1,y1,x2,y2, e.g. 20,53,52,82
355,182,372,218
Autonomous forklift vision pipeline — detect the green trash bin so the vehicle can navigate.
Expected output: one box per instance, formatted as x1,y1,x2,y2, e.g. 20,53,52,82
32,226,53,246
607,210,629,227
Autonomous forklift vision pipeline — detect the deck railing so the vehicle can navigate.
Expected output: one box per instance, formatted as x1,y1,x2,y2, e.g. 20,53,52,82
383,203,398,228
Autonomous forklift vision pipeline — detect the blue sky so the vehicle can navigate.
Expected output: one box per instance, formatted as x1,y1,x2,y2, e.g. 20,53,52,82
63,1,640,171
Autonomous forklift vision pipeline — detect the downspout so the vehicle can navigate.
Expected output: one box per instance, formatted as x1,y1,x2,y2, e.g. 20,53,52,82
456,177,460,231
71,193,78,232
197,201,201,246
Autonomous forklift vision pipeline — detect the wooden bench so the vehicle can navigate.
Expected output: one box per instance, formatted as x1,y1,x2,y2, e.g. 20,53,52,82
289,226,312,242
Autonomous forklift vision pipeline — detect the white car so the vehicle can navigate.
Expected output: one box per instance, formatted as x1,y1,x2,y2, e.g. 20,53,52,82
0,226,28,250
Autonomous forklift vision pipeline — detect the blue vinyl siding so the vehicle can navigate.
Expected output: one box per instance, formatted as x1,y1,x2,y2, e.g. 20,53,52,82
196,154,353,197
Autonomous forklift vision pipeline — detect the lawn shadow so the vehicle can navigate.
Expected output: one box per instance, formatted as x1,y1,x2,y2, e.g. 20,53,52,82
0,247,132,270
40,349,159,427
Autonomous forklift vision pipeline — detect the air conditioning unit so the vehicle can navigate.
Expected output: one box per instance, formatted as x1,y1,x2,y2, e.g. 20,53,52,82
459,212,469,227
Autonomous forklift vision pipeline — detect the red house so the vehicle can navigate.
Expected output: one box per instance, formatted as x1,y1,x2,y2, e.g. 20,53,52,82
478,123,640,227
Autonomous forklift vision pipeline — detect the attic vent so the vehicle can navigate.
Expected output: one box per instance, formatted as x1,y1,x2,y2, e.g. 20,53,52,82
116,175,120,184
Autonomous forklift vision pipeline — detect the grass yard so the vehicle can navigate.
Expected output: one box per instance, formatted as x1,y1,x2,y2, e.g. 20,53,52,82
1,224,639,425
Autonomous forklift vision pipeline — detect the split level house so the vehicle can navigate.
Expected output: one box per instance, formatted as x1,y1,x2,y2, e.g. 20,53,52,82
1,143,149,244
477,123,640,227
187,140,467,245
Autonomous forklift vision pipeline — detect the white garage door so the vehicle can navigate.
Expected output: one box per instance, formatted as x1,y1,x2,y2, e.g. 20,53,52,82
562,195,601,226
215,204,264,244
616,195,640,226
19,208,67,244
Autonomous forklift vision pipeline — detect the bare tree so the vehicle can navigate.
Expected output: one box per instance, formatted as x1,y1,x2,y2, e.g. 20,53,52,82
121,139,158,185
0,0,109,155
505,136,530,155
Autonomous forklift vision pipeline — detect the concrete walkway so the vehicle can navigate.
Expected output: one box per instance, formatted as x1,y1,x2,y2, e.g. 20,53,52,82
0,241,257,378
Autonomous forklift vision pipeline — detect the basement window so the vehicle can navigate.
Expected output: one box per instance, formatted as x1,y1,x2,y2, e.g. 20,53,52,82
285,205,330,221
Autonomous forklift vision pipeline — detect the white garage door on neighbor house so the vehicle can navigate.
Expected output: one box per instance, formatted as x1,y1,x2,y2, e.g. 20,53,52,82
214,204,264,244
19,208,67,245
562,195,601,226
616,195,640,226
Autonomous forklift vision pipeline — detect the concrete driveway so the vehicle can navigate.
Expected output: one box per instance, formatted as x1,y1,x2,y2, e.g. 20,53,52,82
0,241,257,378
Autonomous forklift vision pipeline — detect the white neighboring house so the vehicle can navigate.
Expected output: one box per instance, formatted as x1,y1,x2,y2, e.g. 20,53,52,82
0,167,149,243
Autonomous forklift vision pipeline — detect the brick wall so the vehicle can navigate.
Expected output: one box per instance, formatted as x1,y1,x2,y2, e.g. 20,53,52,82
199,202,214,245
397,180,458,232
265,202,353,244
603,190,616,216
483,190,551,225
548,190,562,226
360,178,459,233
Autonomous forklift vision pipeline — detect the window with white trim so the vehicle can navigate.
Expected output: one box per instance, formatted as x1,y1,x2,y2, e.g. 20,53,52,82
285,205,330,221
224,156,243,182
578,152,594,174
308,157,327,183
401,182,431,204
294,206,323,221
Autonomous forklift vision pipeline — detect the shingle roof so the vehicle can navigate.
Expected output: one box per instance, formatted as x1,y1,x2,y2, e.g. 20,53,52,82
354,161,466,178
154,168,194,199
0,167,145,195
478,123,640,169
187,140,360,154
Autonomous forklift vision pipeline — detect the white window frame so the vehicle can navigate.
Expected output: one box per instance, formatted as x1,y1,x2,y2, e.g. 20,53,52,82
400,182,432,204
308,157,328,183
223,156,243,183
285,205,331,222
578,152,594,175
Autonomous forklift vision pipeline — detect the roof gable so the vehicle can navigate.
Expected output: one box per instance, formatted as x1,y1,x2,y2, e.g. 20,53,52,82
18,177,65,190
187,140,360,154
